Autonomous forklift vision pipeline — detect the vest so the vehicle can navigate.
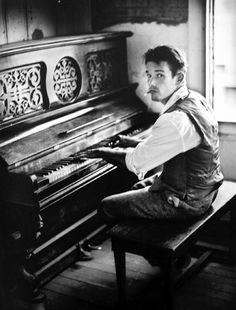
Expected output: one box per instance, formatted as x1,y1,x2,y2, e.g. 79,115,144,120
150,90,224,202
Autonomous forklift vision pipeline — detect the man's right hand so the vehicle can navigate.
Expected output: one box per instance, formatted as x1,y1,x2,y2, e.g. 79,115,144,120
115,135,140,148
132,175,156,189
78,147,127,168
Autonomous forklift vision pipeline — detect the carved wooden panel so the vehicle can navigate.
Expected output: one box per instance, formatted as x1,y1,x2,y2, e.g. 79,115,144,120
0,63,47,121
86,49,119,94
0,33,130,125
53,57,82,103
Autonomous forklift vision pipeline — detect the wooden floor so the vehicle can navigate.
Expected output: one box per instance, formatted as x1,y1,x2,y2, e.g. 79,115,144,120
39,237,236,310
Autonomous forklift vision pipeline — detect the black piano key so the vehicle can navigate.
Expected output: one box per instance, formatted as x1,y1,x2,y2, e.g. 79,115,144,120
39,169,55,175
35,172,46,176
56,160,71,164
46,164,64,170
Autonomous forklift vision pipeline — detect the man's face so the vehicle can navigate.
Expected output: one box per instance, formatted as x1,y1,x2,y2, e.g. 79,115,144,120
145,61,179,104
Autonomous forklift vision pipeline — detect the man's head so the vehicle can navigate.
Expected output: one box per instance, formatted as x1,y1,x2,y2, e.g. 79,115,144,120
143,45,188,104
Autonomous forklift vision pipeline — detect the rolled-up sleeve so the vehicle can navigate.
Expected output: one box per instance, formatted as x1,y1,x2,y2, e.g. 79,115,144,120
125,110,201,180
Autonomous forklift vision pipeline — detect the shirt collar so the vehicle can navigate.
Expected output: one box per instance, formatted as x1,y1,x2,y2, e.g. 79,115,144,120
161,85,189,114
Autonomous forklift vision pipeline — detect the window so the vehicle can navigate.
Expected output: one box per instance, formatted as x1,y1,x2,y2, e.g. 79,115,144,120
211,0,236,122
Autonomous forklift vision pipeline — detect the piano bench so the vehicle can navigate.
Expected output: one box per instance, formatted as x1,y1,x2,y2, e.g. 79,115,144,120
109,181,236,310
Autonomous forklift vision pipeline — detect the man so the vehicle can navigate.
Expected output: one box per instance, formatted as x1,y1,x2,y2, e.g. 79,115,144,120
79,45,224,224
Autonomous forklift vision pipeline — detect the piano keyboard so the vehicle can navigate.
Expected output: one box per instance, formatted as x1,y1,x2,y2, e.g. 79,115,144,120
35,157,101,186
33,125,152,190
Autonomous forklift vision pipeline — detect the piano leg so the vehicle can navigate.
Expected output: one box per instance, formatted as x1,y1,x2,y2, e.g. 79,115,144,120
2,243,46,309
18,263,47,310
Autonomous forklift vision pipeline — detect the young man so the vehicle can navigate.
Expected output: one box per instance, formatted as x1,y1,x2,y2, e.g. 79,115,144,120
80,45,224,223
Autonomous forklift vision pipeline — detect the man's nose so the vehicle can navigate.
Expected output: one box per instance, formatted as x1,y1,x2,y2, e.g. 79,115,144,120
148,76,156,87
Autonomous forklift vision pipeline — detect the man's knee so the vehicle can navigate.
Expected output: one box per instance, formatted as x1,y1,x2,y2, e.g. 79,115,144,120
98,196,117,223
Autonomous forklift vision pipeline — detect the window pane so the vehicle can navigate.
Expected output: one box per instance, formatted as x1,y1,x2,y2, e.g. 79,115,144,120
214,0,236,122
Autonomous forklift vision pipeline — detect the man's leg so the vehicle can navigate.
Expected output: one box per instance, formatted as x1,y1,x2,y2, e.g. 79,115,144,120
98,186,180,223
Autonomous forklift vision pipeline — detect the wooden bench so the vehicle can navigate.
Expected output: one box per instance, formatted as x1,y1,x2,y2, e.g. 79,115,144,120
109,181,236,310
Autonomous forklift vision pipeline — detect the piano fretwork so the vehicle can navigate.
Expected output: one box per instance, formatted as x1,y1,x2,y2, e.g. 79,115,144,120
0,32,154,287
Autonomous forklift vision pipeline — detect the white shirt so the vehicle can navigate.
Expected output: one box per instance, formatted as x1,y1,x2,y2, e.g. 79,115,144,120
125,85,202,180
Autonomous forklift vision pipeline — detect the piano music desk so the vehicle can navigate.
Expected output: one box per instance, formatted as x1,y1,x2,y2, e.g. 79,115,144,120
109,180,236,310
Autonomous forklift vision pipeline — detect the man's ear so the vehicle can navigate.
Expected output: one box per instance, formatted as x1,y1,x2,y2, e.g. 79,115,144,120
176,71,184,83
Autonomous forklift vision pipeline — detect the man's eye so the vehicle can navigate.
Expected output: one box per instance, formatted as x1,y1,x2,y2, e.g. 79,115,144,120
156,74,163,78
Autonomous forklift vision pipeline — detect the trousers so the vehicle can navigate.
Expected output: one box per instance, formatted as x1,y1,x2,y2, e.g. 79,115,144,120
99,178,218,223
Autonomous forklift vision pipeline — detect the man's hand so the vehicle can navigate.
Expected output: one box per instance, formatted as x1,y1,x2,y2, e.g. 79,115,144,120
79,147,127,168
115,135,140,148
132,175,156,189
78,147,106,159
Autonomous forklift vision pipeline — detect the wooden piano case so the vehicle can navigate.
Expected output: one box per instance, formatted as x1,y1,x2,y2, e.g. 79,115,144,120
0,32,153,288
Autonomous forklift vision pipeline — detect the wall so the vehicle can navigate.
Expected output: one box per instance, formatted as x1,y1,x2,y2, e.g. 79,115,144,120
214,0,236,122
219,122,236,181
0,0,206,109
0,0,92,44
91,0,205,112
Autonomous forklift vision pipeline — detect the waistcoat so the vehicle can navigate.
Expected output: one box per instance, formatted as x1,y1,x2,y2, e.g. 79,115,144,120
150,90,224,201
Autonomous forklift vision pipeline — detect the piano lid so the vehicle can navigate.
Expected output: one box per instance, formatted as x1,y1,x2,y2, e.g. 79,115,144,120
0,31,133,58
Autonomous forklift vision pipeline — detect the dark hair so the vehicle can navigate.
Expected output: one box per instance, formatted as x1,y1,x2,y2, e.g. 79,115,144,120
143,45,188,76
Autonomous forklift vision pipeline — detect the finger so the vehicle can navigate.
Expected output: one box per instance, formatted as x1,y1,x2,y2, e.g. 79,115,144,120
118,134,126,139
99,141,109,147
77,150,94,159
71,155,87,162
132,182,145,190
81,151,97,158
84,148,103,158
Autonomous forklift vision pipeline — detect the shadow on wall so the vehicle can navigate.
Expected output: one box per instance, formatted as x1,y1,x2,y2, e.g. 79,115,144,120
32,29,44,40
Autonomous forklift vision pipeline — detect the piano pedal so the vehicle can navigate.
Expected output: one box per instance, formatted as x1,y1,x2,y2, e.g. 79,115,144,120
76,243,93,261
81,238,102,252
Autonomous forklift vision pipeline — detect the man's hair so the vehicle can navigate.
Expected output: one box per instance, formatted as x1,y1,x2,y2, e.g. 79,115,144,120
143,45,188,76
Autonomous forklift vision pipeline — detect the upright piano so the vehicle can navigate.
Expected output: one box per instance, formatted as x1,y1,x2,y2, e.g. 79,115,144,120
0,32,153,287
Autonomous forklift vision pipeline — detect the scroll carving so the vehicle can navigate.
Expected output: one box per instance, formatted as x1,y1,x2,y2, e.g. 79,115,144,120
86,49,117,94
0,63,45,121
53,57,81,103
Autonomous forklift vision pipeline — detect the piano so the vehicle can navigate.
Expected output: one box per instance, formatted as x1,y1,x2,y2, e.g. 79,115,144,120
0,31,154,288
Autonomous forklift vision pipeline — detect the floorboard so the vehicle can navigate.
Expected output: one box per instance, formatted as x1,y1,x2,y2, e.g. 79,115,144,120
40,238,236,310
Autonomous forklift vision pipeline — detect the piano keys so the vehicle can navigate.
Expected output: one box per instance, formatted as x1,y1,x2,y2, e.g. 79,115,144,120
0,32,154,286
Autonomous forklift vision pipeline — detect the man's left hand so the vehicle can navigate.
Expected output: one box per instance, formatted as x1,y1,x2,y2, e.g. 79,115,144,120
78,147,106,159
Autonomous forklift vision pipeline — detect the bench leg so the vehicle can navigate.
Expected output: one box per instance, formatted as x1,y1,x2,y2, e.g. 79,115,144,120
160,257,175,310
113,244,126,307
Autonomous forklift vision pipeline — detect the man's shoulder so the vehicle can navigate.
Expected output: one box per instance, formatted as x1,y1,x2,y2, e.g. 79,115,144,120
176,90,209,112
158,109,192,129
186,89,207,103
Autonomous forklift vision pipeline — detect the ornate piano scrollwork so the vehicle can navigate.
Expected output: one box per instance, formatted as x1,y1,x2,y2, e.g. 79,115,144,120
86,49,117,94
0,63,46,122
53,57,82,103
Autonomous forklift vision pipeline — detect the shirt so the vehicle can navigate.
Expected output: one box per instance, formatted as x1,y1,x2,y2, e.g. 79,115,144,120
125,85,202,180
